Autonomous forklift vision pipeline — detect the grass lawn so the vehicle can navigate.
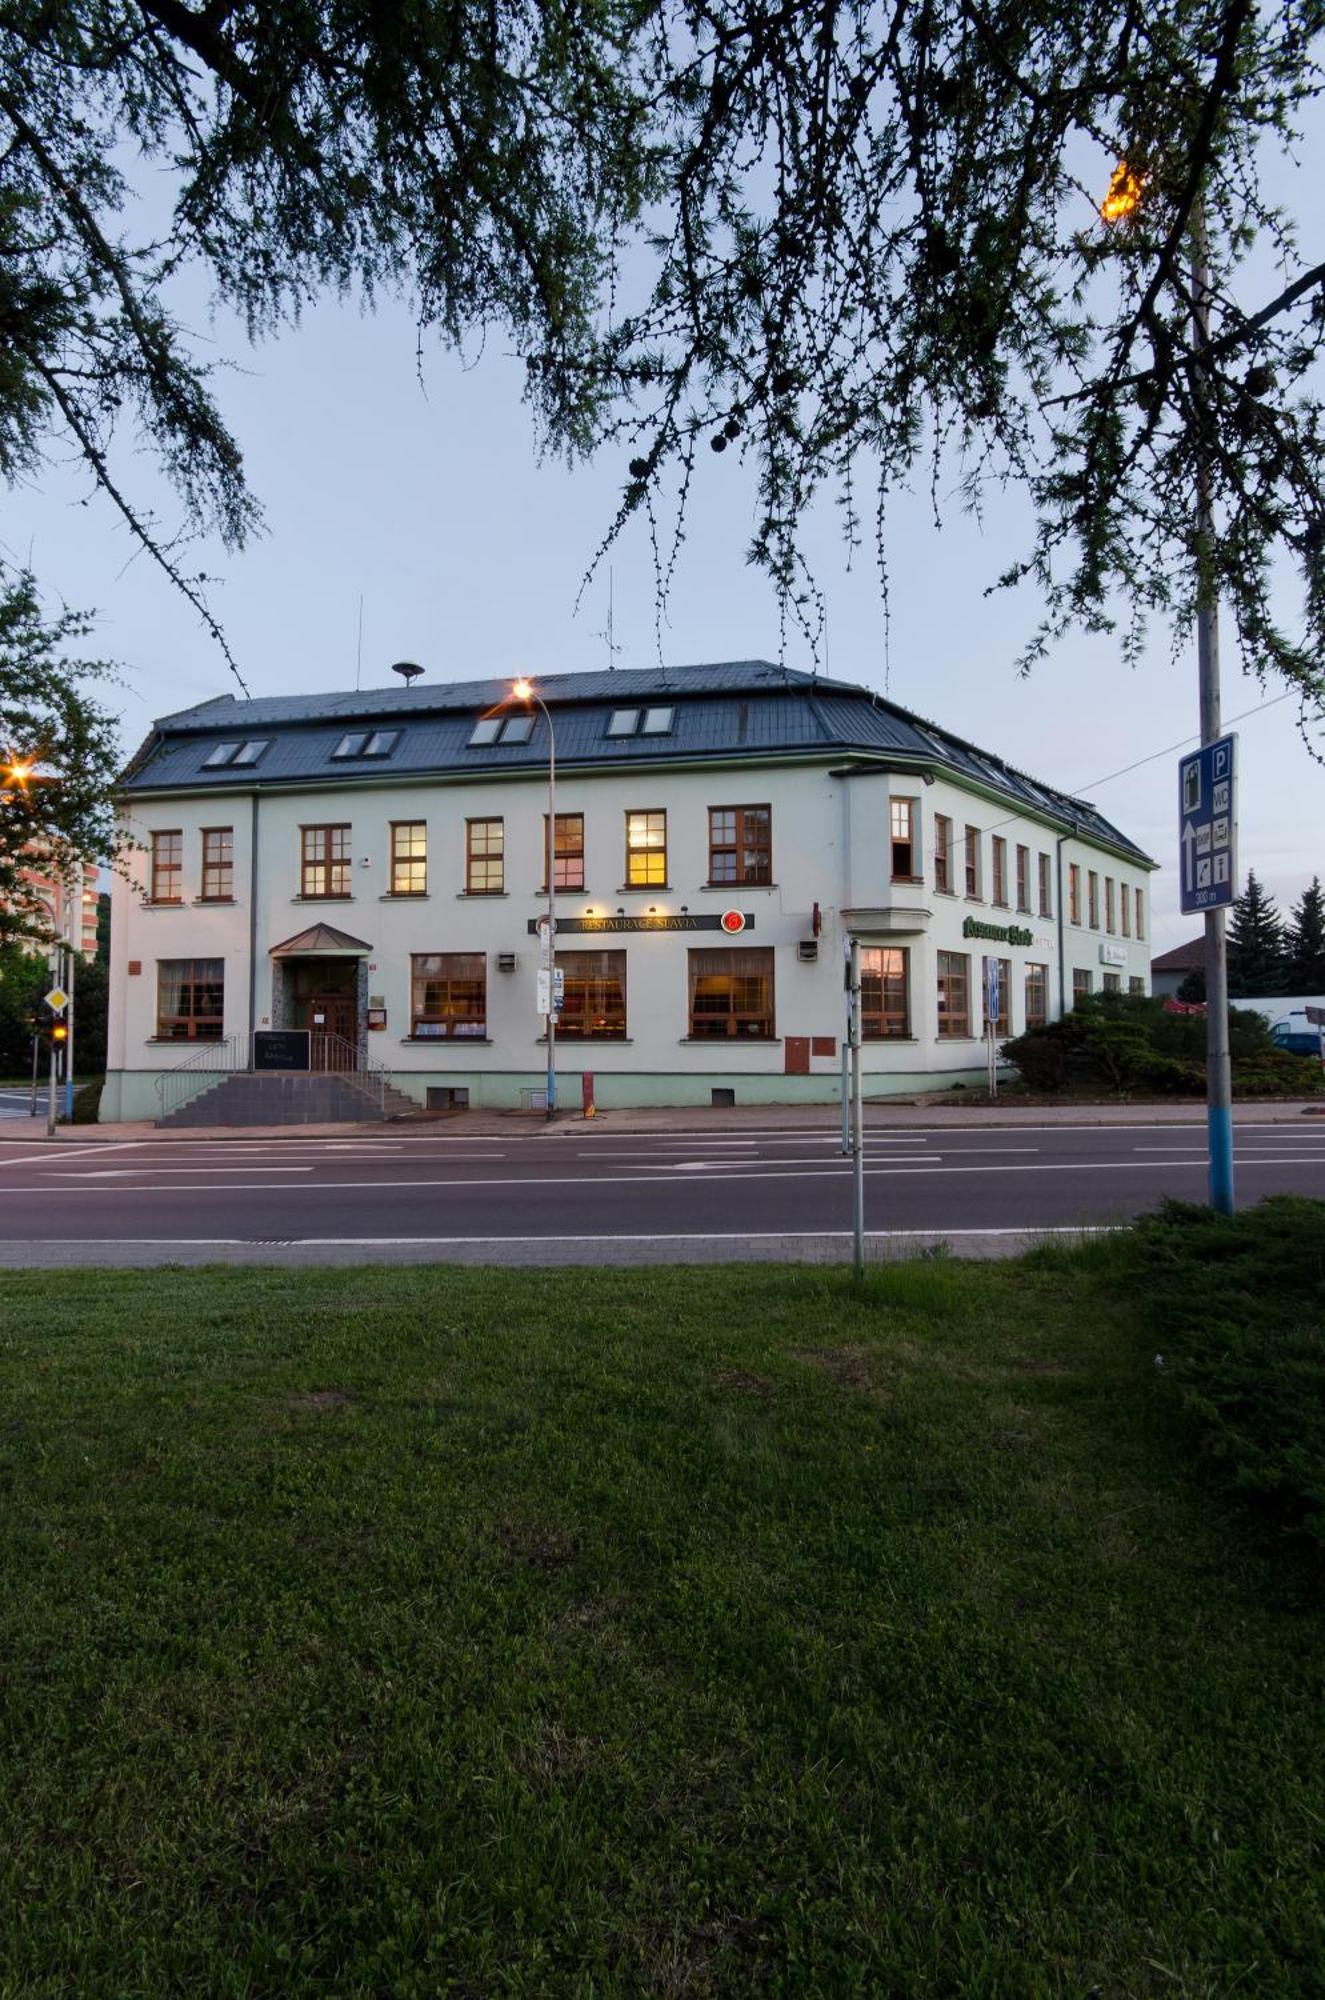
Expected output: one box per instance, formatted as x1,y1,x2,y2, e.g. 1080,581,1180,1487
1,1245,1322,1995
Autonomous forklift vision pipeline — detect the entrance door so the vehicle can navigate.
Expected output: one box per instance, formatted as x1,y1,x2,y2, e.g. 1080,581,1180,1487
307,989,357,1069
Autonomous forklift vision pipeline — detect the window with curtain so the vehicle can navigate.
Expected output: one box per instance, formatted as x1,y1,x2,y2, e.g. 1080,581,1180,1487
936,951,970,1037
687,948,774,1037
410,954,486,1036
465,819,504,894
555,951,626,1037
157,959,224,1039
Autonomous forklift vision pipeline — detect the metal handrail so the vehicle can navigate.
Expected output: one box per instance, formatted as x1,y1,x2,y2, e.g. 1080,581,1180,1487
155,1032,252,1121
155,1028,396,1122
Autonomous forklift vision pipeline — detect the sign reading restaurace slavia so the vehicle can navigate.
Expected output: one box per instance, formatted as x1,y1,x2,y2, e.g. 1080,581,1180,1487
526,912,754,936
962,915,1034,948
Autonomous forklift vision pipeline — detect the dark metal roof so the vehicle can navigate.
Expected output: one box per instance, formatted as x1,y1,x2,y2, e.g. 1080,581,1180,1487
120,658,1152,863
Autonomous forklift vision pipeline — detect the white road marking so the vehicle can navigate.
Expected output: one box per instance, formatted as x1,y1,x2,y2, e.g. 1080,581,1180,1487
3,1155,1323,1199
51,1165,317,1177
13,1226,1121,1249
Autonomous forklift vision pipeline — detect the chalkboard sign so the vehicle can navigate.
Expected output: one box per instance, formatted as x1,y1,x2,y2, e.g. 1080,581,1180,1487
253,1029,311,1071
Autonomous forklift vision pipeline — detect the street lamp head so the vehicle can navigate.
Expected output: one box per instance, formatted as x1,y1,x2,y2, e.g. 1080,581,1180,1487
1101,160,1143,225
512,677,533,703
3,756,34,787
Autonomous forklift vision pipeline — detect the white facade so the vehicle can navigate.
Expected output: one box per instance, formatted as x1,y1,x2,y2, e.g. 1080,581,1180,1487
106,676,1155,1119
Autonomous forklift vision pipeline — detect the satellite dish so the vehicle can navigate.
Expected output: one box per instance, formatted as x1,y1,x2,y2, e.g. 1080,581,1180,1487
390,660,424,686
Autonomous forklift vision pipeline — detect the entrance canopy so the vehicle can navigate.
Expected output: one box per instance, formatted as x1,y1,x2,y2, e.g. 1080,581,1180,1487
269,922,373,958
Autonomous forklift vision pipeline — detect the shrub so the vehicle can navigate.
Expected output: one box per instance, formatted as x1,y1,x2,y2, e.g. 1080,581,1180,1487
1003,993,1325,1097
1131,1198,1325,1546
72,1077,104,1123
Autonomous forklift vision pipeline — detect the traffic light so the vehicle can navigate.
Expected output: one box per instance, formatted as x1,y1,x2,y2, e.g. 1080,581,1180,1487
50,1021,68,1048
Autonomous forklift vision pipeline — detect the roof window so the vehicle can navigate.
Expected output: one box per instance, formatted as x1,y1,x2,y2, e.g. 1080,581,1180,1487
332,729,399,760
641,706,674,735
606,709,641,737
468,714,534,747
203,738,269,769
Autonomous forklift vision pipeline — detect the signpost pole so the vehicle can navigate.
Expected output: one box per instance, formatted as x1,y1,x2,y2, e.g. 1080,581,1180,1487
840,1040,850,1156
46,1026,57,1137
849,937,864,1280
63,938,76,1122
1192,199,1234,1216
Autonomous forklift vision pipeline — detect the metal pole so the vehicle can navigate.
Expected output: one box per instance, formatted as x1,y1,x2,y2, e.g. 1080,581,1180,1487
1192,196,1234,1214
46,1028,57,1138
849,937,864,1279
64,935,76,1121
840,1038,850,1155
544,696,556,1120
29,1032,39,1114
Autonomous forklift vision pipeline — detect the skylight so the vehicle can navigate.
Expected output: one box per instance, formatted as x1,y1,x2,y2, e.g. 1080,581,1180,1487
641,706,674,735
606,709,640,736
203,739,269,769
468,714,534,747
332,729,399,760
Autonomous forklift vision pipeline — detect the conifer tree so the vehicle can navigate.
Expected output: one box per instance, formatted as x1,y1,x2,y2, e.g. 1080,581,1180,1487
1286,877,1325,993
1226,871,1289,997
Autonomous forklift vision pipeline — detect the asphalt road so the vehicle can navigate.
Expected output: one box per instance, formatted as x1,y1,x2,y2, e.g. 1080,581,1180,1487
1,1120,1323,1264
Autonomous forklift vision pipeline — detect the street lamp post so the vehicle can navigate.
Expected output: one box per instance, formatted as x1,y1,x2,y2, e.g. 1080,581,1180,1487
512,680,557,1119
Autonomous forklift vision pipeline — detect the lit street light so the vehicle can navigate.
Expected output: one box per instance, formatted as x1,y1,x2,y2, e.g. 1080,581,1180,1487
511,677,558,1120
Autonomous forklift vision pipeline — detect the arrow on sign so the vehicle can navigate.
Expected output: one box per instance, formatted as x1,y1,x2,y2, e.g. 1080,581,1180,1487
1181,820,1197,894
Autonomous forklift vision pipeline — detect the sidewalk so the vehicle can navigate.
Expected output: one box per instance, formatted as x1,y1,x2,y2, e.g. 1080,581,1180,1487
2,1097,1321,1143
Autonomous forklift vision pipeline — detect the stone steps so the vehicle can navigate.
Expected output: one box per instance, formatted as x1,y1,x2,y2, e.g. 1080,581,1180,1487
158,1071,420,1127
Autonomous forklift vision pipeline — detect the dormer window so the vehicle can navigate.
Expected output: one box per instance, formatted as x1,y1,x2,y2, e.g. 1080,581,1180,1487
204,738,269,769
332,729,399,760
468,714,533,746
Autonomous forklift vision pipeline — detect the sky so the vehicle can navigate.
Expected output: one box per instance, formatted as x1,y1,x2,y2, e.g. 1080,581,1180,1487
9,165,1324,958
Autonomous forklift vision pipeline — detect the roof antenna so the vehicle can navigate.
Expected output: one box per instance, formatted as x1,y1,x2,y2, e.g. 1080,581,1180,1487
355,594,364,691
390,661,424,688
593,567,623,673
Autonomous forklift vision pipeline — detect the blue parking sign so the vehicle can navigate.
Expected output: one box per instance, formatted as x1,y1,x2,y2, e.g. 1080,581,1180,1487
1178,734,1237,914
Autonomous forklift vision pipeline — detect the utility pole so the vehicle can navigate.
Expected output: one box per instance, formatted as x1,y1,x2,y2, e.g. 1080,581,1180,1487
848,936,864,1278
1192,197,1235,1214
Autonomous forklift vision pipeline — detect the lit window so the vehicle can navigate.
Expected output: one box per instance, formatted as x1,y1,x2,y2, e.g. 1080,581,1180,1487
626,810,667,886
861,947,910,1038
607,709,640,737
641,707,674,735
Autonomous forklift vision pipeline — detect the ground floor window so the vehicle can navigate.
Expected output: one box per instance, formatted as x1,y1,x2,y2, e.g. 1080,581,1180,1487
1024,962,1048,1030
556,951,626,1037
936,951,970,1038
688,948,775,1038
861,946,909,1038
1103,971,1122,993
1073,969,1093,1005
157,958,224,1039
411,953,486,1036
1129,976,1145,997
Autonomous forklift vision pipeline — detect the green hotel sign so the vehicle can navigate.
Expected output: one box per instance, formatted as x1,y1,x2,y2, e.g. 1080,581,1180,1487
963,914,1035,948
